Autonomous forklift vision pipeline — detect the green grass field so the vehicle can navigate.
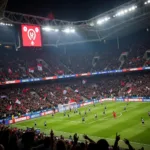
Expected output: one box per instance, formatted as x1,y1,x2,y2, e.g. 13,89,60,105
12,102,150,149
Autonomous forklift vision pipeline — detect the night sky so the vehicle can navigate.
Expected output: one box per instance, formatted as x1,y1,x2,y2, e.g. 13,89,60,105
6,0,130,21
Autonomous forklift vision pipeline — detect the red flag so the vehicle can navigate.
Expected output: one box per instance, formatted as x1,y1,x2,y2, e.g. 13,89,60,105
127,88,132,94
48,12,55,20
37,64,42,71
28,67,34,73
7,105,12,111
15,98,21,104
22,88,29,94
8,68,12,74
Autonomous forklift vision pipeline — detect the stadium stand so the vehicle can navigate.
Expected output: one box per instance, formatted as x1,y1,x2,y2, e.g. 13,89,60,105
0,29,150,83
0,45,147,82
1,72,150,119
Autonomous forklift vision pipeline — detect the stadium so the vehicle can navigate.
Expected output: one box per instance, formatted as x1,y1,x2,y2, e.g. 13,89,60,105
0,0,150,149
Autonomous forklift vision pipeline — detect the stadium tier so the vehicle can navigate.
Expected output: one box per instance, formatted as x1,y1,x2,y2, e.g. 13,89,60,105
0,28,150,85
1,72,150,119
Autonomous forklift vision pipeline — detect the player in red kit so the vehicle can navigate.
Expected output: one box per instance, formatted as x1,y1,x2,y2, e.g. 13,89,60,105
113,111,116,118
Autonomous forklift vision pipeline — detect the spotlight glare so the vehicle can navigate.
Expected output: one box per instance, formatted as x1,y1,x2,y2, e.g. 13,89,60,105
115,5,137,17
71,29,75,33
97,17,110,25
89,22,94,26
42,27,52,31
63,27,75,33
54,29,59,32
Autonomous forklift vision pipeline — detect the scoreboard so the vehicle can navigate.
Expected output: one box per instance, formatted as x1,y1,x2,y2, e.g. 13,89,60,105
21,24,42,47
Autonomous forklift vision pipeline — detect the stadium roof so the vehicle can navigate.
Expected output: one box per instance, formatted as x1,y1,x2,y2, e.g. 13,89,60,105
0,0,150,46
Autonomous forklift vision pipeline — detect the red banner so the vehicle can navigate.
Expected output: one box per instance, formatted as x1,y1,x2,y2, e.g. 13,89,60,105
28,67,34,73
37,64,43,71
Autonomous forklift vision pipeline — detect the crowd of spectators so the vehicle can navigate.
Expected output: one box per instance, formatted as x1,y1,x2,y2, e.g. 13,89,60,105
1,32,150,83
1,72,150,118
0,125,144,150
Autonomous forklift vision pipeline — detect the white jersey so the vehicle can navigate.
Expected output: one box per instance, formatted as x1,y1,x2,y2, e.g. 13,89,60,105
141,119,144,123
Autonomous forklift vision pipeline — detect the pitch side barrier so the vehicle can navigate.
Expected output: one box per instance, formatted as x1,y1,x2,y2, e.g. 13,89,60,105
0,67,150,85
1,97,150,125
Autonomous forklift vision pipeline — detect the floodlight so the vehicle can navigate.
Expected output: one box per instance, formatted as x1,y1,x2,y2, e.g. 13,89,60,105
63,27,75,33
70,28,75,33
144,0,150,4
54,29,59,32
0,22,5,25
97,17,110,25
64,28,70,33
0,22,13,26
115,5,137,17
131,6,137,10
89,22,94,26
42,27,53,31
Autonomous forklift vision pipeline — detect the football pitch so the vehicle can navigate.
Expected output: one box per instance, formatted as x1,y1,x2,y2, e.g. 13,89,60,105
12,102,150,149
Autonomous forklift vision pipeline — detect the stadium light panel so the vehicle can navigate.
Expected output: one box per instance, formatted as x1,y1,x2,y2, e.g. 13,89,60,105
42,27,59,32
63,27,75,33
0,22,13,26
70,29,75,33
115,5,137,17
144,0,150,4
54,29,59,32
42,27,53,31
97,17,110,25
63,28,70,33
89,22,94,26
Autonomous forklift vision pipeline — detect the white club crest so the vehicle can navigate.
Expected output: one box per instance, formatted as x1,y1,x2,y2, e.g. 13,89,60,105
28,29,36,41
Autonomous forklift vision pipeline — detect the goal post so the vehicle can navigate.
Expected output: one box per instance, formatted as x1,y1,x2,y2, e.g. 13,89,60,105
58,102,77,112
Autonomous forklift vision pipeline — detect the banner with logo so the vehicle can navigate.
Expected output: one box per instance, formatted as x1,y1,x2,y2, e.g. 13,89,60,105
28,67,34,73
37,64,42,71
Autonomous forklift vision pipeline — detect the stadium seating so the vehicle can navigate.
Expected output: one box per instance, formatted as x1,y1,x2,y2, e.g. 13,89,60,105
1,72,150,119
0,30,150,83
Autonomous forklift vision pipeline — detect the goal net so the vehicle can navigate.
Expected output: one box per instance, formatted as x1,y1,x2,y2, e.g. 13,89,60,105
58,102,77,112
